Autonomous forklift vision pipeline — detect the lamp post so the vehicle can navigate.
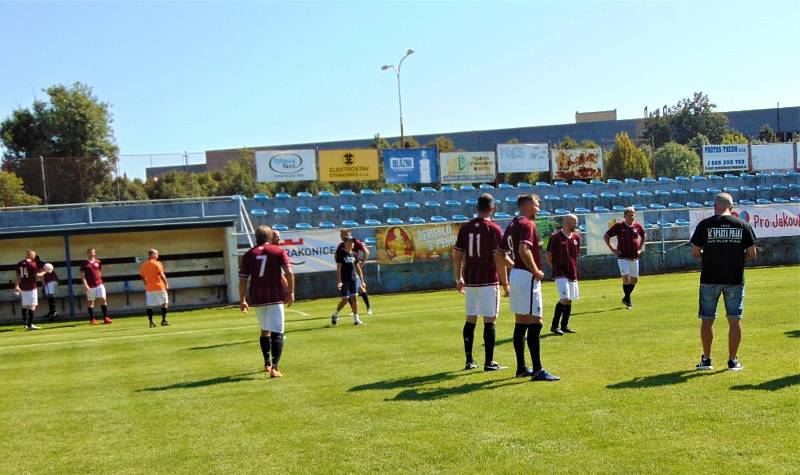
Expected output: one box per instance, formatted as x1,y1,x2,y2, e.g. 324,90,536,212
381,48,415,148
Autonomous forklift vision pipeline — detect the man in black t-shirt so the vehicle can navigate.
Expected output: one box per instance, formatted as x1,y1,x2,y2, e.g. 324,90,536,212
690,192,757,372
331,236,365,326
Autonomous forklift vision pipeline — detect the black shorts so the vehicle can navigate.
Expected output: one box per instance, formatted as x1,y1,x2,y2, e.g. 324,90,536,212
340,280,358,297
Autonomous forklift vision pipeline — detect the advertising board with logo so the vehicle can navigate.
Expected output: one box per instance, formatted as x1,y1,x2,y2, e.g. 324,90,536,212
551,149,603,180
382,147,438,184
585,212,625,255
496,143,550,173
255,149,318,182
702,144,748,172
439,151,496,183
318,149,380,182
375,223,459,265
690,205,800,239
751,143,795,171
276,229,341,273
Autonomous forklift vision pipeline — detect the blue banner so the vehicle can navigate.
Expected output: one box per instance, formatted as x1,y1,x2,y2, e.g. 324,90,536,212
382,147,438,184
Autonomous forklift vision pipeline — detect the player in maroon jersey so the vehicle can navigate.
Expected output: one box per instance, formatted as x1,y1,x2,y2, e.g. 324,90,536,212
336,228,373,315
453,193,511,371
603,207,646,309
499,194,560,382
15,249,46,330
239,225,295,378
80,248,112,325
547,214,581,335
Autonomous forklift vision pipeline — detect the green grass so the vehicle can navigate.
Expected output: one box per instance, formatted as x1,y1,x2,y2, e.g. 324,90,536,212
2,266,799,474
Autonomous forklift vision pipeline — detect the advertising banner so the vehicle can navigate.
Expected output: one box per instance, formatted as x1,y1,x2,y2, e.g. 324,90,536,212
751,143,795,171
276,229,341,274
375,222,459,264
439,151,496,183
585,212,624,256
318,149,380,181
255,149,317,182
496,143,550,173
702,144,748,172
690,205,800,239
551,149,603,180
382,147,438,184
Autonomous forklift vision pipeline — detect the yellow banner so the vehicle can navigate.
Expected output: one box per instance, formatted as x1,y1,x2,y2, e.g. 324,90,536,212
318,149,379,181
375,223,459,265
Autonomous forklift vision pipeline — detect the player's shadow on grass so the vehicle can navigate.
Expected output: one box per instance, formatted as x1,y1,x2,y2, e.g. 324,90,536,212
184,341,250,351
349,370,475,393
606,369,725,389
44,324,78,330
390,378,525,401
785,330,800,338
137,372,260,392
730,374,800,392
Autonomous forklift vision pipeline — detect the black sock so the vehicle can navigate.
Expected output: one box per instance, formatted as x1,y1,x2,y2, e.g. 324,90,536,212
561,304,572,330
360,292,371,309
26,309,34,326
101,305,108,318
48,297,56,315
629,283,636,297
146,308,153,323
623,284,632,300
259,335,271,366
161,307,168,321
483,322,496,364
551,302,564,329
463,321,476,362
88,307,94,320
270,333,284,370
527,323,543,371
513,323,528,371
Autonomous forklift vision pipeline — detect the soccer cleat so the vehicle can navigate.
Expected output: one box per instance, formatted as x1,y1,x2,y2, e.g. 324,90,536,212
622,298,632,310
551,327,564,336
26,324,41,331
515,367,535,378
696,356,713,370
90,319,99,325
331,314,338,326
49,311,58,322
161,320,170,327
484,361,506,371
270,368,283,378
263,365,272,373
464,361,479,370
354,319,365,326
531,368,560,381
103,317,113,324
367,308,373,315
727,359,743,371
149,322,157,328
561,327,577,334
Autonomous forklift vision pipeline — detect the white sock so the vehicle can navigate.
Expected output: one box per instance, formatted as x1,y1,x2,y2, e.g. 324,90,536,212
353,314,360,322
333,310,339,317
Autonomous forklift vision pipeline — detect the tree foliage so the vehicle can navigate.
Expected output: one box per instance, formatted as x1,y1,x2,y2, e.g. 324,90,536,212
0,82,118,204
0,170,41,207
391,136,420,149
758,124,777,143
642,92,730,147
557,136,600,149
425,136,456,152
653,142,701,178
721,130,749,145
605,132,653,180
370,134,391,150
90,176,148,202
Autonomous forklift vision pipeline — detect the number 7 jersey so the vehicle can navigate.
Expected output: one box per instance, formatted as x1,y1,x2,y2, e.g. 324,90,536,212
238,243,292,306
454,217,503,286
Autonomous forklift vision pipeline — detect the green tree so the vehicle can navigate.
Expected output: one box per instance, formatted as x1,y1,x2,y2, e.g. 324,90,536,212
90,175,148,202
758,124,777,143
557,136,580,149
605,132,653,180
217,148,259,196
653,142,701,178
425,136,456,152
721,130,749,144
0,82,118,204
641,113,672,148
370,134,391,149
0,170,41,207
641,92,729,147
145,171,218,199
391,136,420,149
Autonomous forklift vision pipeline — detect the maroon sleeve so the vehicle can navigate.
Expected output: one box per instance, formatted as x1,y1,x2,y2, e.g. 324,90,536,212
604,223,618,239
97,259,102,270
546,232,557,254
499,225,511,252
454,224,468,251
520,222,534,247
637,224,646,240
80,261,87,273
491,224,502,252
238,252,252,277
281,249,291,269
354,240,366,253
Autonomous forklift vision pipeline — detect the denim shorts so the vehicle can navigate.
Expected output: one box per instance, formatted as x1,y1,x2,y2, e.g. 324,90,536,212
698,284,745,320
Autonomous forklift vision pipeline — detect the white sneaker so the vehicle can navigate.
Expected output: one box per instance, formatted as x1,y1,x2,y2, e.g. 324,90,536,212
26,324,41,331
367,308,373,315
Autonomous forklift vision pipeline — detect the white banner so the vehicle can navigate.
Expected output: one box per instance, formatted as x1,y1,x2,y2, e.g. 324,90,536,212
256,149,318,182
702,144,748,172
496,143,550,173
689,205,800,239
751,143,795,171
277,229,340,274
439,151,496,183
585,212,624,256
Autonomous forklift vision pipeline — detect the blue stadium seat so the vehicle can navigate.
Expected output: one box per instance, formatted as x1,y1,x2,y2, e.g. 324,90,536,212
517,182,533,189
554,208,570,215
383,202,400,210
554,181,569,187
538,210,552,216
600,192,615,198
702,200,714,207
424,201,441,208
771,171,786,177
787,171,799,177
636,191,652,197
675,176,690,182
593,206,610,212
755,172,770,178
624,178,639,185
707,187,721,194
318,190,335,198
364,237,377,246
404,201,421,209
773,197,789,203
691,175,706,181
649,203,666,210
295,223,313,230
756,198,771,204
642,177,657,184
387,217,404,225
465,198,478,205
672,189,688,196
451,215,469,221
644,223,659,230
231,195,248,202
364,219,382,226
498,183,514,189
297,191,313,199
341,220,359,227
479,184,494,190
723,173,739,179
689,188,705,194
607,179,622,185
686,202,702,208
675,218,690,226
340,204,357,212
668,202,683,209
655,190,671,196
723,187,739,192
618,191,634,198
339,189,355,197
739,199,755,205
273,207,290,215
430,215,448,222
740,173,755,178
381,188,397,195
360,189,376,196
739,185,755,192
544,194,560,201
318,205,335,212
420,186,437,193
707,175,723,181
574,207,590,214
581,193,598,199
460,184,476,191
612,205,626,211
440,185,457,192
250,208,267,216
272,224,289,231
790,197,800,203
253,193,269,201
296,206,313,214
409,217,426,224
535,181,551,187
578,224,586,232
772,184,788,190
362,204,378,211
495,212,511,218
590,179,604,185
572,180,587,187
632,204,647,212
756,185,771,192
563,193,579,200
504,196,516,203
401,187,417,194
790,184,800,191
319,221,336,228
656,219,674,227
445,199,461,207
275,192,292,199
658,176,674,183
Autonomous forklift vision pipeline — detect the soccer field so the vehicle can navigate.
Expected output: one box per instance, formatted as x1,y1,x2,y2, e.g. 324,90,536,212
2,266,798,474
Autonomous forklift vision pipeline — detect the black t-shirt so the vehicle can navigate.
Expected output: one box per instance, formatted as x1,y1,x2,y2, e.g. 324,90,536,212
335,248,358,282
690,214,756,285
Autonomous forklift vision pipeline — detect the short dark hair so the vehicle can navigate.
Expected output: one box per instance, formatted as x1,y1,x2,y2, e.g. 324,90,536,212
255,225,272,245
516,193,537,208
477,193,494,212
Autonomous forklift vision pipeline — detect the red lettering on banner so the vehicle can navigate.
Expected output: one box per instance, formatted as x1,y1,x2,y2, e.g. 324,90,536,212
772,213,800,228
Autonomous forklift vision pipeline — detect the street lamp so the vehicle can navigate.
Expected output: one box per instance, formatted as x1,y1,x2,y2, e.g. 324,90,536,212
381,48,415,148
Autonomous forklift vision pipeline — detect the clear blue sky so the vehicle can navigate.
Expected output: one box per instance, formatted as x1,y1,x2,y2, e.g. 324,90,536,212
1,1,798,179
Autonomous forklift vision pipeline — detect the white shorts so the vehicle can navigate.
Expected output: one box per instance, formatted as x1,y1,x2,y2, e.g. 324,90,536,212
509,268,543,317
44,282,57,296
21,290,38,308
146,290,169,307
555,278,580,301
256,304,285,333
465,285,500,318
617,259,640,278
86,285,107,302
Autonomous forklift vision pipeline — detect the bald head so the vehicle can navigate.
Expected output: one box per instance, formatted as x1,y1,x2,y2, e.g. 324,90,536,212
563,214,578,233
